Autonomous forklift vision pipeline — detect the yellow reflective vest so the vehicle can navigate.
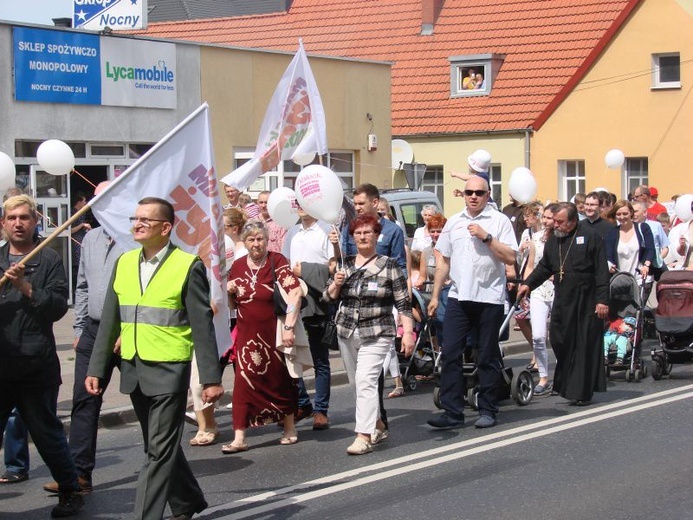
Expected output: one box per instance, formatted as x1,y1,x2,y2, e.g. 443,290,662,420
114,247,196,362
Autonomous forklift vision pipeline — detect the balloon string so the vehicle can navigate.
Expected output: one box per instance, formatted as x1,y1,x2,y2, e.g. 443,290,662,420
36,209,83,247
71,168,97,189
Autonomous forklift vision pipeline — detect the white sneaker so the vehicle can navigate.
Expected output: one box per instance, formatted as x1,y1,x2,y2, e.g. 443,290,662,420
371,428,389,445
346,437,372,455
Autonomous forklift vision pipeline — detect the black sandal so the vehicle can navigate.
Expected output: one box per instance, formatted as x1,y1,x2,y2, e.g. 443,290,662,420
0,472,28,484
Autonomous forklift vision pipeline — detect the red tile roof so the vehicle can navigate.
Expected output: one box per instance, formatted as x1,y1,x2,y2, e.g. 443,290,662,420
137,0,640,136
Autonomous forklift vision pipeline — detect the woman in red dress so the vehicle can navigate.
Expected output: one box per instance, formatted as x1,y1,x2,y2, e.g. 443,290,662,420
222,221,303,453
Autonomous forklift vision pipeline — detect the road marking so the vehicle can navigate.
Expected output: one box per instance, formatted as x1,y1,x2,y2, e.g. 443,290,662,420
210,385,693,518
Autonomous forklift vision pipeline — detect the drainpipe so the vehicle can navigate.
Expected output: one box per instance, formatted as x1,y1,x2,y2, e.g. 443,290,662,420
524,128,532,168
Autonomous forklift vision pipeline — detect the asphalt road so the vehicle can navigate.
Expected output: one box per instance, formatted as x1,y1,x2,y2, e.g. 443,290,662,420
3,348,693,520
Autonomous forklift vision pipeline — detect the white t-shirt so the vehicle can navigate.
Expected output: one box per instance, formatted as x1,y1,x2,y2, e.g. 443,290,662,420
411,227,432,252
436,206,518,304
666,221,693,267
282,219,332,265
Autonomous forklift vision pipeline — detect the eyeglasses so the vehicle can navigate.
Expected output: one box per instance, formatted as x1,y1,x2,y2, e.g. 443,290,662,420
464,189,488,197
242,221,266,232
129,217,167,227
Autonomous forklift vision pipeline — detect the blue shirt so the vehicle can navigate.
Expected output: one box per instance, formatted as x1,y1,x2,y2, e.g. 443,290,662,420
341,217,407,273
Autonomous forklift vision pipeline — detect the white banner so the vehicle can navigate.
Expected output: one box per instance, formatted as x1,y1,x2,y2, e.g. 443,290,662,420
90,103,229,355
221,40,327,190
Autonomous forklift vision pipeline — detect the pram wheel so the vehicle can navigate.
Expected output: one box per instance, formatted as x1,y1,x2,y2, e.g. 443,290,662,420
467,386,479,411
511,370,534,406
433,386,442,409
634,368,642,381
652,362,663,380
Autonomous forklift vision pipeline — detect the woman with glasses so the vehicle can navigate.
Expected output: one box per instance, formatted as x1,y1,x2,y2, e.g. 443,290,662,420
222,220,304,453
325,214,415,455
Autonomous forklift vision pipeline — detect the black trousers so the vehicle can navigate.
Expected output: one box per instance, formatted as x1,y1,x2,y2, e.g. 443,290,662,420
70,317,120,477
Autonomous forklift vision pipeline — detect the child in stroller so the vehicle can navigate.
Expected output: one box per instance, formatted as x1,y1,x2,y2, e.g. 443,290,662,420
604,316,636,366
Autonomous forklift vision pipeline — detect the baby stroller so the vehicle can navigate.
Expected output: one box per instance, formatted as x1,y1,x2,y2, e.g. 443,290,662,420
431,299,534,410
651,270,693,380
604,271,648,381
396,286,437,392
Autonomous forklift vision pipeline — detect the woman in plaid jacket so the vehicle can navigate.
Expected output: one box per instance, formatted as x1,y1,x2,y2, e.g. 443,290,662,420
325,214,415,455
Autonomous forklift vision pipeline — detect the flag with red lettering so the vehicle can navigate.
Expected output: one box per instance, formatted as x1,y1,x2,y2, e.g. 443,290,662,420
89,103,230,355
221,40,327,190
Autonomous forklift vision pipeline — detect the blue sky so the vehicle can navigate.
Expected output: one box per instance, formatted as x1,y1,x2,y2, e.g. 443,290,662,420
0,1,74,25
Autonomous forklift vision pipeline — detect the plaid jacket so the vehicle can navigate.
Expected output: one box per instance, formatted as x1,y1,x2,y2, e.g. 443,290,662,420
326,255,412,342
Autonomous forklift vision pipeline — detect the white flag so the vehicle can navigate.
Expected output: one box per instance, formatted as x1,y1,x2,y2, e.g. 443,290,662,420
89,103,230,356
221,40,327,190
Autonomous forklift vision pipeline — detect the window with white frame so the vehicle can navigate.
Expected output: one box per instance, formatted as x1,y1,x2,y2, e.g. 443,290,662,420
489,164,502,204
449,53,504,98
558,160,585,202
235,151,355,195
421,166,444,206
652,53,681,89
624,157,648,198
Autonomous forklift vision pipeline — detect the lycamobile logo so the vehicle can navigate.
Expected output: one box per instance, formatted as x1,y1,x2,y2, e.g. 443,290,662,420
105,60,174,83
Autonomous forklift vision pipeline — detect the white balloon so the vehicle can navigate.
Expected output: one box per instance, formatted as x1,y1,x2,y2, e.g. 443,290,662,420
0,152,16,192
510,166,533,179
37,139,75,176
508,170,537,204
267,187,299,229
675,194,693,222
292,152,316,166
593,187,609,193
295,165,344,224
604,149,625,169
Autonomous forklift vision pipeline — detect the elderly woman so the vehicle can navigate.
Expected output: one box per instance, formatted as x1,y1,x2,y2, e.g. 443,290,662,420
411,204,438,251
223,221,304,453
325,214,415,455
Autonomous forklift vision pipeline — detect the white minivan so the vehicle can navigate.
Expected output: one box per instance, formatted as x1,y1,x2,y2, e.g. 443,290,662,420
379,189,443,240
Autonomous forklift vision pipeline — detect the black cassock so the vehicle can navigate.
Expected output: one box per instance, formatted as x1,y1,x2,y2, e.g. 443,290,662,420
525,222,610,401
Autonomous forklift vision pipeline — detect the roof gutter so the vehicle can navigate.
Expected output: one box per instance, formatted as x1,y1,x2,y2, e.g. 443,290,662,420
394,127,533,139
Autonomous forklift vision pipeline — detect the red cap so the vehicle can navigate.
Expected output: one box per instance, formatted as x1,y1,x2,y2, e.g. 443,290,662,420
649,187,658,197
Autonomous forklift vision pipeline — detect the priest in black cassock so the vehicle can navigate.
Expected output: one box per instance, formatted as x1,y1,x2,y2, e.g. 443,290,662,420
518,202,610,405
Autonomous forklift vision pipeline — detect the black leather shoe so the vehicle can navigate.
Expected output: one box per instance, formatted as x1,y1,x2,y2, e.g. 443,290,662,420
169,500,208,520
427,412,465,429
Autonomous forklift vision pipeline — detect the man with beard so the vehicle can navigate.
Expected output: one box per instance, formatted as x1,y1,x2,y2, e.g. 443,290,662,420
517,202,609,405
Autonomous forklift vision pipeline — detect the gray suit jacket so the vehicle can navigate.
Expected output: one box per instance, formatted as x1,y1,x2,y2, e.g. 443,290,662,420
87,244,221,396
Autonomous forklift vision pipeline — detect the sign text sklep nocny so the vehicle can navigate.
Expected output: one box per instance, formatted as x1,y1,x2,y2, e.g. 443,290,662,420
73,0,148,31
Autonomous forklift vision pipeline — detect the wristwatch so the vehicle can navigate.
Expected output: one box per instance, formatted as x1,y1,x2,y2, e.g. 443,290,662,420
482,233,493,244
283,325,295,331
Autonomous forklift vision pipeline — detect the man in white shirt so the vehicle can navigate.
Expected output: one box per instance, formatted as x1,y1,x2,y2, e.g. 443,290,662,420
427,176,517,429
283,206,334,430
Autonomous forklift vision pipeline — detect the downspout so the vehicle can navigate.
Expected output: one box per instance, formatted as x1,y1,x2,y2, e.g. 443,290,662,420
524,128,532,168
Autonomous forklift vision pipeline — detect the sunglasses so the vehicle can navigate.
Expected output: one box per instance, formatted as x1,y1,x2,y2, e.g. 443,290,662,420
242,220,266,232
464,189,488,197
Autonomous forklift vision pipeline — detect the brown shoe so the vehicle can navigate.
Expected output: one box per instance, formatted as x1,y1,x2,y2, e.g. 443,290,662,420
312,412,330,430
43,475,92,495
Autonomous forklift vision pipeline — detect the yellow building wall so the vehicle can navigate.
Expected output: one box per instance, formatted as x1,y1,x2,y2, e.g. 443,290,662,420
200,46,392,189
407,134,527,215
532,0,693,203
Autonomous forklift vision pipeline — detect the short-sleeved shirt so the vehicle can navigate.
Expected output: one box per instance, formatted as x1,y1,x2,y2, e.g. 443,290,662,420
436,206,518,304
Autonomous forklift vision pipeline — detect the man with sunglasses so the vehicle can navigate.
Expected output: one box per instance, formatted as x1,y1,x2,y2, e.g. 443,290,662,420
86,197,224,520
427,176,517,429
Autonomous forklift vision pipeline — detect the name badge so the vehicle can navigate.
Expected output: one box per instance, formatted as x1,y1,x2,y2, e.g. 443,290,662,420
576,236,585,245
367,281,378,291
378,234,384,242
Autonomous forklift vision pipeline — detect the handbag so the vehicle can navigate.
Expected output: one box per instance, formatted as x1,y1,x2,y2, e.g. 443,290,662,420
270,256,307,316
321,304,339,351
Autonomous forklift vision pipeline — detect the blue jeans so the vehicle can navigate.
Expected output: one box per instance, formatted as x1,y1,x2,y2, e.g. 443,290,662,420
3,408,29,475
70,318,120,477
439,299,504,418
0,385,79,493
297,316,332,414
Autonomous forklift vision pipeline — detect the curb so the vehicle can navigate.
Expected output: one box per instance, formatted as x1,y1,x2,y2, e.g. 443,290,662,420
60,339,531,430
